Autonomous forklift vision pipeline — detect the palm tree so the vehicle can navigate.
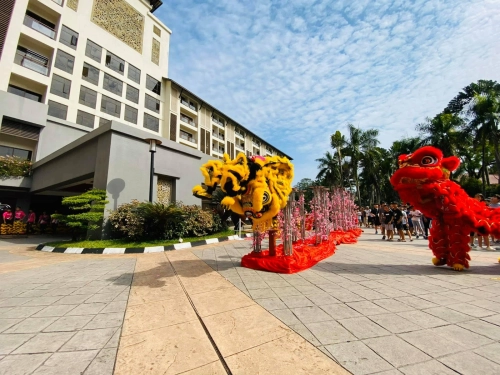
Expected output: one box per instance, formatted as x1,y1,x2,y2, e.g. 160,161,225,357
315,151,341,187
330,131,345,188
416,112,462,156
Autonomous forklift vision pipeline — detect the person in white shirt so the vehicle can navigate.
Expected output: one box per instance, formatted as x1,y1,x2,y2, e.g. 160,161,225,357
409,206,424,238
400,205,413,241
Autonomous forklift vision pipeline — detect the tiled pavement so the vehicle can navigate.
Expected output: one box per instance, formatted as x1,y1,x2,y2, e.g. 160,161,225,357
193,233,500,375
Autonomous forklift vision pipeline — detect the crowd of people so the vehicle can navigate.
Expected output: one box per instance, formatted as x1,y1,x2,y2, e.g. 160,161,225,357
358,193,500,250
2,206,60,234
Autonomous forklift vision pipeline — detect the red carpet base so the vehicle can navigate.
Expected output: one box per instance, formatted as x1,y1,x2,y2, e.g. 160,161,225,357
241,229,362,274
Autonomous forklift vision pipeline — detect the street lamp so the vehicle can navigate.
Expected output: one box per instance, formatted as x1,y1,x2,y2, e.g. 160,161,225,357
145,138,162,202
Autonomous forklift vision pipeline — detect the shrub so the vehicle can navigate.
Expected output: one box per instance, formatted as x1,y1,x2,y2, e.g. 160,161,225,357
0,156,31,178
182,205,217,237
138,202,186,240
107,200,144,240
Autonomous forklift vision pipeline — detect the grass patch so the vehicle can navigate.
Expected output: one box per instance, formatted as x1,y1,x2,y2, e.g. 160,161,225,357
46,229,236,248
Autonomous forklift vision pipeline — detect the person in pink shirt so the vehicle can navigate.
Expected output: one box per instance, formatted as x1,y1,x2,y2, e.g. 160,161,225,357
27,209,36,234
15,207,26,221
2,208,13,224
38,211,50,234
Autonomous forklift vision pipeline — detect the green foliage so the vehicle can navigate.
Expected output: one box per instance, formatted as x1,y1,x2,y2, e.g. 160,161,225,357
107,200,145,240
54,189,108,240
0,156,31,178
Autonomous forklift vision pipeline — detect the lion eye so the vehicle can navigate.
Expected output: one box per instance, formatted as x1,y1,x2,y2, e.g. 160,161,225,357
262,191,270,204
421,156,437,165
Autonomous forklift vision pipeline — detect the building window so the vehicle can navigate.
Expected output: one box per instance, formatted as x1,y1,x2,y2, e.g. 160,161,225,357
180,113,195,126
212,115,224,126
79,86,97,109
103,73,123,96
99,117,112,127
76,110,95,128
235,128,245,138
15,46,50,76
180,130,194,143
153,25,161,37
24,10,56,39
82,63,100,85
181,96,197,111
101,95,121,118
59,25,78,49
125,85,139,104
85,40,102,63
124,105,138,124
0,146,32,160
146,75,161,95
50,74,71,99
7,85,42,102
128,64,141,84
145,94,160,113
54,49,75,74
48,100,68,120
105,51,125,75
143,113,159,132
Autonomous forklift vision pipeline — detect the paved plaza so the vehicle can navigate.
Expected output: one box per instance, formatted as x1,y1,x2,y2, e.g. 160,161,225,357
0,233,500,374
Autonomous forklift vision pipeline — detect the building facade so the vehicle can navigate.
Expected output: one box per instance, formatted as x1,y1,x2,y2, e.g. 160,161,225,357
0,0,291,235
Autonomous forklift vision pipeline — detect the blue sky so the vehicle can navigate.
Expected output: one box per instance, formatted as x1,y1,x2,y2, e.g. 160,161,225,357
155,0,500,184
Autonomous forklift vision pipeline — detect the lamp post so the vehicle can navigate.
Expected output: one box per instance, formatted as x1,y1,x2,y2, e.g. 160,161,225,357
145,138,162,202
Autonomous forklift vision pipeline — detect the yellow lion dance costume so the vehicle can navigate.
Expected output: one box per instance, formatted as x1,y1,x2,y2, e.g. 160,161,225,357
193,153,294,231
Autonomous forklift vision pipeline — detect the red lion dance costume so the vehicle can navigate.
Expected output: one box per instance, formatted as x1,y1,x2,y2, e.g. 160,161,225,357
390,146,500,271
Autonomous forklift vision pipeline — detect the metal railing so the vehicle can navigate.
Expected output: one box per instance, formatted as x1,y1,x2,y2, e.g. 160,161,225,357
23,14,56,39
212,118,224,127
180,133,196,143
180,115,195,126
212,147,225,154
235,144,245,150
235,131,245,138
14,50,49,76
181,99,197,111
213,133,224,141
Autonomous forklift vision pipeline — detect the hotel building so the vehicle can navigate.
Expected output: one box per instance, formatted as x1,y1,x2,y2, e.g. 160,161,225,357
0,0,291,228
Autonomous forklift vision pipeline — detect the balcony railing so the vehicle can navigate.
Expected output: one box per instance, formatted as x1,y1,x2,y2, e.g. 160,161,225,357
180,115,195,126
181,99,197,111
14,50,49,76
212,118,224,127
52,0,63,5
180,133,196,143
23,14,56,39
235,130,245,138
235,144,244,150
213,147,225,154
213,133,224,141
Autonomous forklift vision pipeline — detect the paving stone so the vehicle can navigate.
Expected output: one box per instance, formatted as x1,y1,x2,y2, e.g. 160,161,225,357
371,299,414,313
269,309,302,325
346,301,388,316
272,286,302,297
72,286,105,295
423,306,474,323
399,359,459,375
470,299,500,313
352,289,388,300
1,306,45,319
419,294,459,306
289,323,321,346
0,333,34,354
60,328,117,351
482,314,500,326
446,303,496,318
0,353,50,375
364,335,431,368
44,315,94,332
280,295,315,308
32,349,98,375
327,289,365,302
399,328,468,357
374,370,403,375
248,288,278,299
294,285,324,295
5,317,58,334
458,319,500,340
432,324,493,350
23,296,62,306
13,332,75,354
291,306,332,324
325,340,393,375
53,294,91,305
338,317,390,340
255,298,287,311
320,303,362,320
85,293,119,304
396,310,448,329
33,304,77,317
395,296,439,310
84,347,117,375
0,298,31,308
305,320,356,345
368,313,421,334
85,312,124,329
440,351,500,375
43,288,79,297
99,300,127,314
474,343,500,365
305,293,340,306
374,288,410,298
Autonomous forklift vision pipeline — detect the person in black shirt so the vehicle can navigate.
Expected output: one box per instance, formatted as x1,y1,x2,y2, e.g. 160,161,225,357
371,204,381,234
390,202,405,241
383,205,394,241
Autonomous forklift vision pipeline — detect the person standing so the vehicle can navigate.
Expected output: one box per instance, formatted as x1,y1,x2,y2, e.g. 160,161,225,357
27,210,36,234
371,204,381,234
383,204,395,241
2,208,13,224
38,211,49,234
379,203,387,239
401,205,413,241
409,206,424,238
489,195,500,246
51,211,60,234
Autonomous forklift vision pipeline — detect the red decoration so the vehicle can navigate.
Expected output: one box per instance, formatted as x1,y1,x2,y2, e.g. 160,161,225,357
390,146,500,270
241,229,362,274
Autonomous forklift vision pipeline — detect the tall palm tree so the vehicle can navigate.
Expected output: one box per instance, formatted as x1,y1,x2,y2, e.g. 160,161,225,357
315,151,341,187
416,112,462,157
330,131,345,188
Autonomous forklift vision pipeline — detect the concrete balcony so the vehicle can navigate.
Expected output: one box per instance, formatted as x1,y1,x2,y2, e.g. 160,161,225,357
0,177,32,190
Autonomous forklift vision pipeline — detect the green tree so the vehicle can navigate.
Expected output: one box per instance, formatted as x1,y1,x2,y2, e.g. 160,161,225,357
315,151,341,187
54,189,108,240
416,113,462,157
330,130,346,188
294,178,315,208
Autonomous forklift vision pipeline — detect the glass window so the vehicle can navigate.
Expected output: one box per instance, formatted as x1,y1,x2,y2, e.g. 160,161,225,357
103,73,123,96
124,105,138,124
8,85,42,102
82,63,100,85
0,146,32,160
126,85,139,104
146,75,161,95
99,118,112,127
145,94,160,113
59,25,78,49
181,96,198,111
54,49,74,73
48,100,68,120
144,113,159,132
79,86,97,108
85,40,102,63
50,74,71,99
101,95,121,118
105,51,125,75
76,110,95,128
128,64,141,84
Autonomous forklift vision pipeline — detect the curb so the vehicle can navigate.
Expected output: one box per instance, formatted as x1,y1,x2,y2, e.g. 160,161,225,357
35,233,253,254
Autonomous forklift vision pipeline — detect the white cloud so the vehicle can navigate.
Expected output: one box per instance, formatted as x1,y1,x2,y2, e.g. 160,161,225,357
155,0,500,183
